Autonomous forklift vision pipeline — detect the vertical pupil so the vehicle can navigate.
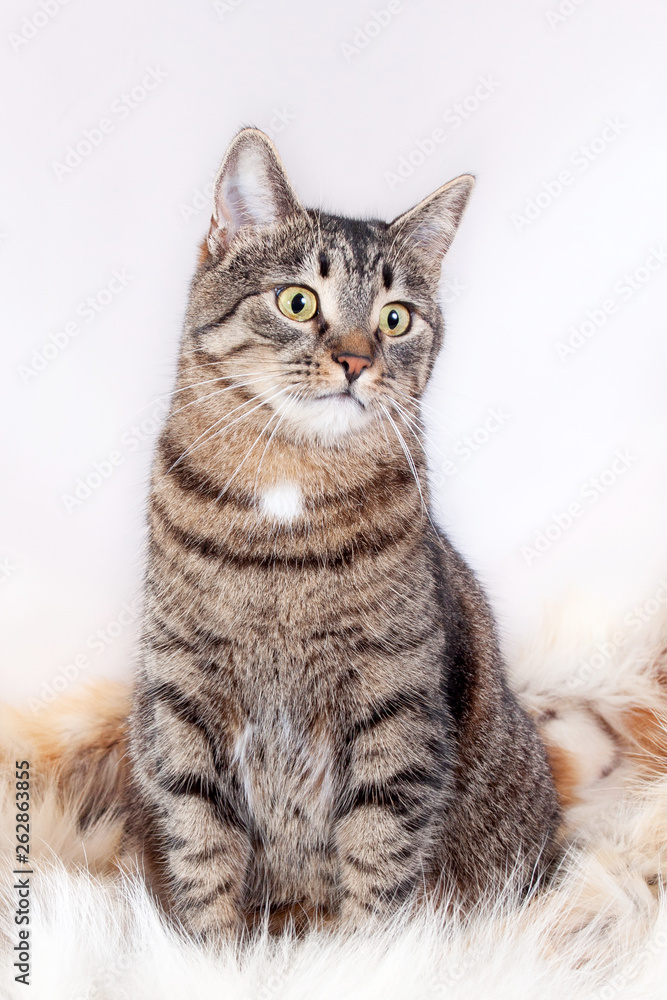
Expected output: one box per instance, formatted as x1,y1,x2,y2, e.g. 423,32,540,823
388,309,399,329
291,292,306,313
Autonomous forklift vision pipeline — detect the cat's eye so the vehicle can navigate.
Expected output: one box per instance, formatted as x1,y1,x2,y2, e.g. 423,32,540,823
276,286,318,322
378,303,411,337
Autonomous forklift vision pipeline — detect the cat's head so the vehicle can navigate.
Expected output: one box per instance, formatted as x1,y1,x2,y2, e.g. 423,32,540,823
181,128,473,451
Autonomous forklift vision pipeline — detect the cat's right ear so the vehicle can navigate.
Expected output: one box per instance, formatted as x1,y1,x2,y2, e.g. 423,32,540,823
206,128,304,259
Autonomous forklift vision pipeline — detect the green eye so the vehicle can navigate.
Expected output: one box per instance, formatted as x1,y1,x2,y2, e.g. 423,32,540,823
276,286,318,321
378,302,411,337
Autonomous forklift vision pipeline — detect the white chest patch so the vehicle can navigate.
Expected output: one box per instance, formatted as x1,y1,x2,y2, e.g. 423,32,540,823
259,482,304,522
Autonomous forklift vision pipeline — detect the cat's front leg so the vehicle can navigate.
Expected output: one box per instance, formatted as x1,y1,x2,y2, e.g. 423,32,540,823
158,777,251,941
132,680,251,941
334,697,450,929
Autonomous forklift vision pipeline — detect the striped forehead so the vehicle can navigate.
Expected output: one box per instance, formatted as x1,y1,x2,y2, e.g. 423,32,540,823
314,213,387,278
307,213,391,318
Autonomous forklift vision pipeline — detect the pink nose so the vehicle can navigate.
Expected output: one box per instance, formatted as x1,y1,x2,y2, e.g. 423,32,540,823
334,353,372,383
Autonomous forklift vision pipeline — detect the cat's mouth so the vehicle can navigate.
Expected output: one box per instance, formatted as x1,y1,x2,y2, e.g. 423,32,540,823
314,390,365,409
275,387,372,443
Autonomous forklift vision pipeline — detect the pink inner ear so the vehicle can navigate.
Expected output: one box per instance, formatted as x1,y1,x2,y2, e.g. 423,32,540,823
208,132,303,259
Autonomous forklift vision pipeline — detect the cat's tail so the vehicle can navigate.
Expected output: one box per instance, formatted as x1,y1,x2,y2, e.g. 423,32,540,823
514,600,667,831
0,681,131,873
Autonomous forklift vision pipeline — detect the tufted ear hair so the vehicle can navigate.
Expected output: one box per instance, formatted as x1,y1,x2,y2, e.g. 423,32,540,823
207,128,304,258
388,174,475,275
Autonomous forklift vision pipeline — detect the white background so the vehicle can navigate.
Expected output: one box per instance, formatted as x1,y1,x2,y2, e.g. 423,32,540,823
2,0,666,707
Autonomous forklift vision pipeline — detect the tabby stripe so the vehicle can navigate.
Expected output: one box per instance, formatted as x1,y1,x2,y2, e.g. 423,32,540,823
148,537,204,590
152,497,413,570
163,835,189,851
159,772,245,830
172,877,203,894
192,297,247,336
345,854,381,875
343,767,442,817
403,810,433,835
346,843,420,874
179,880,234,911
373,874,419,903
344,690,430,742
146,612,233,663
313,462,415,510
145,616,200,657
149,681,226,772
157,443,415,513
339,888,375,912
386,765,443,791
223,340,255,359
424,531,477,728
181,842,230,864
157,438,252,506
344,784,414,816
332,628,433,658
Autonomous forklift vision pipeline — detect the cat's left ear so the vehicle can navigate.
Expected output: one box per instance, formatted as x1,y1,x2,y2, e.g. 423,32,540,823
388,174,475,275
207,128,304,258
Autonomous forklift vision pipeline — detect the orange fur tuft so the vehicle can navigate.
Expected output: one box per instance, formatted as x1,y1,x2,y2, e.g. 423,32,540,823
0,681,131,872
197,236,210,265
543,741,582,810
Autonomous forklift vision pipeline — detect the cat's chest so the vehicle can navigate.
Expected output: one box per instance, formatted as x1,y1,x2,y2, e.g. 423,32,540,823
256,481,304,522
231,707,337,828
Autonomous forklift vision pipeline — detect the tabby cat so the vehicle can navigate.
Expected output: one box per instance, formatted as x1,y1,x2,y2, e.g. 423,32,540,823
129,128,560,940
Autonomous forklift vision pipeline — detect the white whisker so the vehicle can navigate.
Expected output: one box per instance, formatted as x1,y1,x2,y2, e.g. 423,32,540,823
389,398,448,463
179,387,291,470
215,391,296,501
377,401,431,527
169,377,269,417
252,391,302,493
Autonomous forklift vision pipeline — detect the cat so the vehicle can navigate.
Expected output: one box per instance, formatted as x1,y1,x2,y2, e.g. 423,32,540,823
129,128,561,941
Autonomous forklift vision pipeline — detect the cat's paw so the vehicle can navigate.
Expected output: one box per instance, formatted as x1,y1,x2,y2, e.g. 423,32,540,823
179,902,245,948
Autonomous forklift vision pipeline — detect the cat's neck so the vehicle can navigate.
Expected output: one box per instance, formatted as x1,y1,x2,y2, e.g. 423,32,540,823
160,390,427,509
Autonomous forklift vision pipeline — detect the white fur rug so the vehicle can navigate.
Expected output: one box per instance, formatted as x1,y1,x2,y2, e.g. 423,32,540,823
2,601,667,999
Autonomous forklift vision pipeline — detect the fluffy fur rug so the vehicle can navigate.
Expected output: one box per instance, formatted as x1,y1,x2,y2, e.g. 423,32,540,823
2,601,667,999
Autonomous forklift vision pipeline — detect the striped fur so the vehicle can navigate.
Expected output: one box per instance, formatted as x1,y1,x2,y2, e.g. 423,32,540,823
128,129,560,940
4,607,667,997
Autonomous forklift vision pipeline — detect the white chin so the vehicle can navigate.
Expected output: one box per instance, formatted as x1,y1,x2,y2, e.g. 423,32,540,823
281,394,371,445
